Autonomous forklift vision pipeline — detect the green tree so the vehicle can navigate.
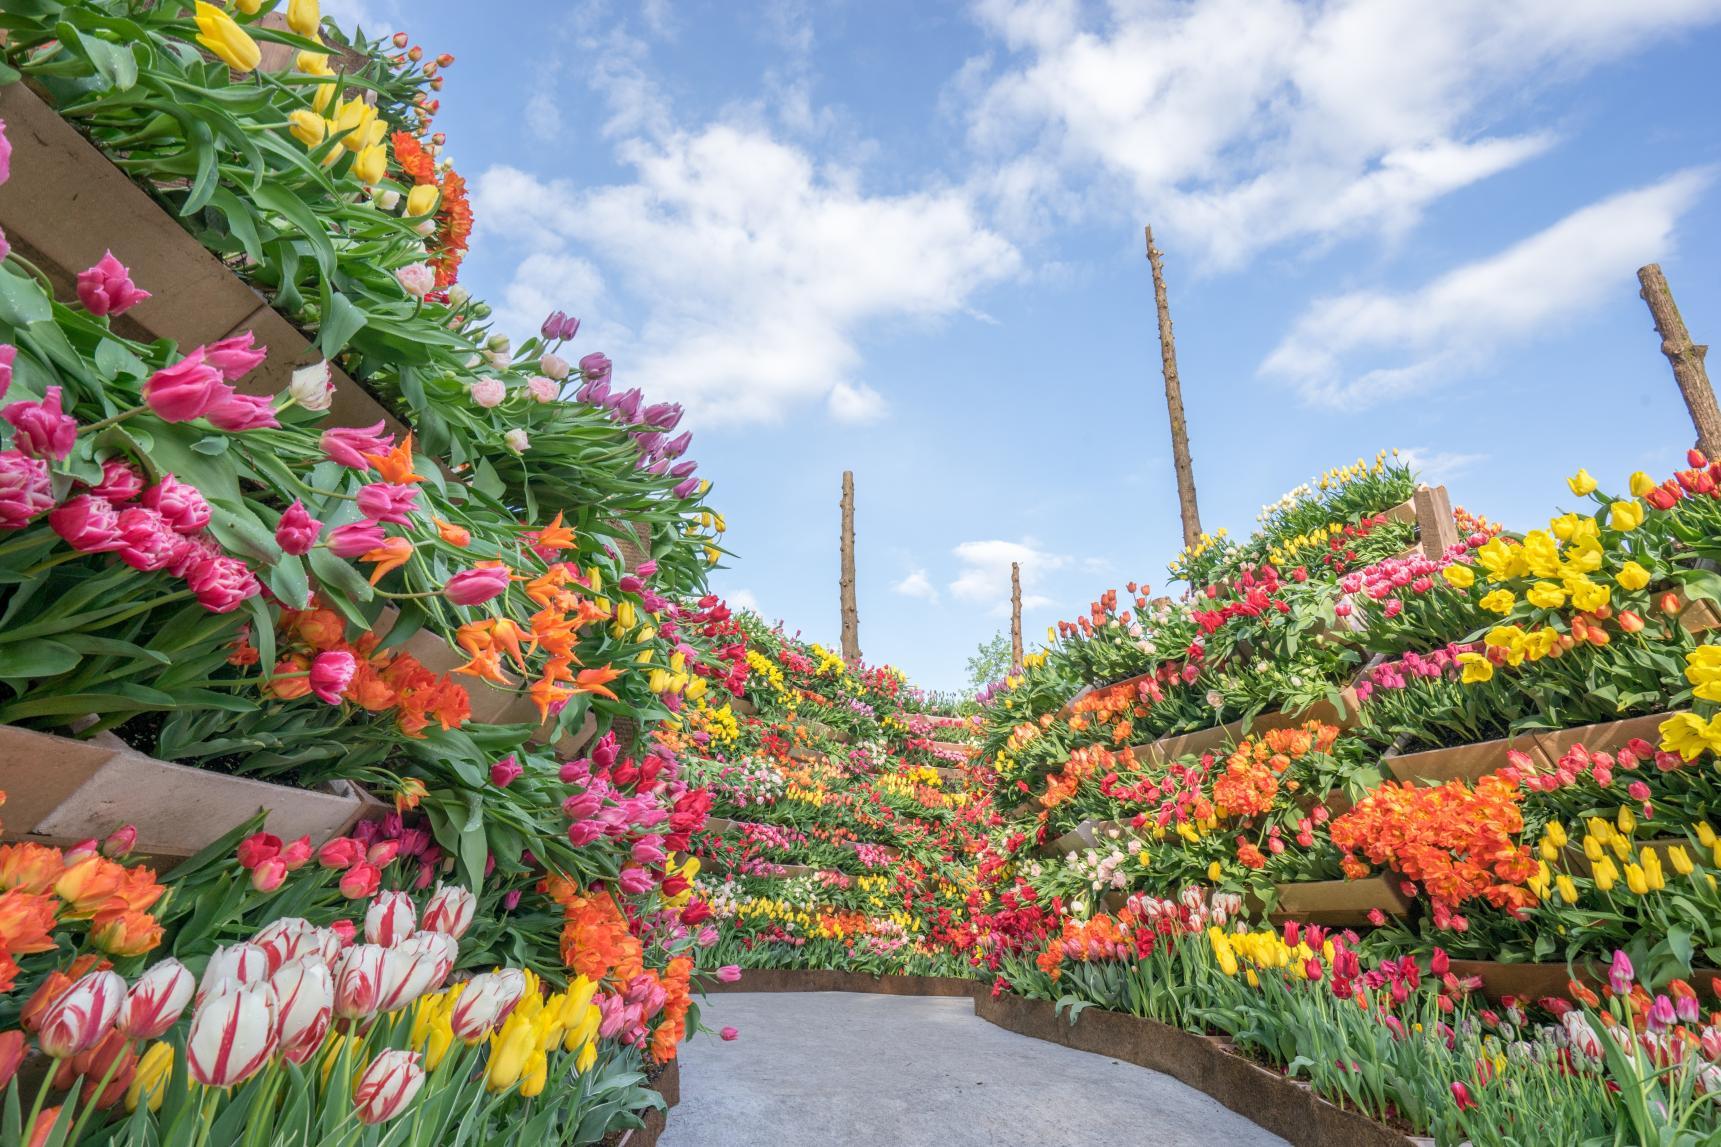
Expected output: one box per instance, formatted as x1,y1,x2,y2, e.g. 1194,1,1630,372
964,631,1013,695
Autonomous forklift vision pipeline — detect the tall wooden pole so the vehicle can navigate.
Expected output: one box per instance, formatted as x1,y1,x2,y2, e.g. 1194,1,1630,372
1010,561,1023,673
1639,264,1721,459
1146,226,1203,549
839,470,860,664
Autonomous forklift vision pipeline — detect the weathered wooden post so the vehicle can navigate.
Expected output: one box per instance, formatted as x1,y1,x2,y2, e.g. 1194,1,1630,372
1010,561,1024,673
839,470,860,664
1146,226,1203,550
1639,264,1720,459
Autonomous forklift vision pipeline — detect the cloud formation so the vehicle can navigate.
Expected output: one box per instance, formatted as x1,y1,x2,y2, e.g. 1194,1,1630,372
949,538,1067,614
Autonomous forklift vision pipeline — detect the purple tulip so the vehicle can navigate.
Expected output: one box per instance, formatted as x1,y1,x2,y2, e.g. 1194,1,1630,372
541,311,567,341
613,388,642,422
1608,950,1634,996
663,431,692,458
670,460,697,479
673,476,700,499
578,353,611,383
634,431,664,454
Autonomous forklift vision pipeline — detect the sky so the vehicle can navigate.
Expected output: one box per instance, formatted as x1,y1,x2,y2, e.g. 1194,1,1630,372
331,0,1721,694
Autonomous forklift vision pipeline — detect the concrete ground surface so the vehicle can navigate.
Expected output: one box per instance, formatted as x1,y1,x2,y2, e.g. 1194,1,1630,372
658,991,1290,1147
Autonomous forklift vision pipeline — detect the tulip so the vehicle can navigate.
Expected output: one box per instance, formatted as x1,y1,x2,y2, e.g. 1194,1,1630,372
579,353,611,384
309,649,356,704
113,507,179,572
142,352,228,423
193,0,261,71
504,428,530,454
468,377,506,408
540,353,570,381
115,959,194,1041
340,862,382,900
322,422,395,469
199,942,272,1003
236,832,282,870
449,969,526,1042
1567,469,1597,497
485,1012,537,1091
75,251,151,318
317,837,364,869
126,1042,173,1114
720,1026,739,1041
489,754,523,788
353,1049,424,1124
287,360,334,411
203,331,269,380
327,521,388,558
1609,949,1635,995
405,184,439,218
251,857,288,892
421,884,475,939
717,965,741,984
334,945,389,1020
364,890,417,948
395,262,435,298
88,458,144,503
141,476,212,534
0,1031,23,1089
443,565,510,606
270,959,334,1064
367,839,401,867
186,984,276,1087
286,0,320,37
288,109,326,148
279,836,314,871
275,500,323,556
49,495,124,553
355,482,419,525
3,387,77,460
374,932,456,1012
38,971,126,1058
204,392,279,431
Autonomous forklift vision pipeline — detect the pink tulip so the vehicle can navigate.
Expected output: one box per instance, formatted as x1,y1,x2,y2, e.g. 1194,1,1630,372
115,507,181,571
101,825,137,858
367,839,401,867
3,386,76,460
720,1026,738,1041
717,965,741,984
185,553,261,613
270,958,334,1064
327,520,387,558
0,450,53,530
236,832,282,870
76,251,151,317
317,837,364,869
202,331,269,380
187,984,276,1087
37,971,126,1058
617,866,654,895
88,458,144,503
49,495,123,553
0,344,12,400
142,352,230,423
364,890,417,948
540,352,569,381
355,482,419,525
421,884,475,939
339,862,382,900
526,375,558,403
321,422,395,468
468,377,506,408
354,1049,424,1124
489,754,522,788
279,835,314,871
442,565,509,606
1610,950,1635,996
448,969,526,1041
275,500,322,556
141,476,211,533
114,959,194,1041
395,263,434,298
205,392,279,432
310,650,356,705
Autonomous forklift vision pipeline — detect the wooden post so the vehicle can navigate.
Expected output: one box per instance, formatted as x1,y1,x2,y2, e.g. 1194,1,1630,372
1413,484,1460,559
839,470,860,664
1639,264,1721,459
1010,562,1024,673
1146,226,1203,550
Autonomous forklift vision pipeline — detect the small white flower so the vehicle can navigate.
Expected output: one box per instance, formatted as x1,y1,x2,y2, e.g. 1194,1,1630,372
504,428,530,454
447,286,471,307
371,188,401,211
286,360,334,411
414,219,436,237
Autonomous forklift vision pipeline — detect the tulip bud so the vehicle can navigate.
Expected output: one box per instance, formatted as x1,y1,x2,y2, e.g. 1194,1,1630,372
115,959,194,1041
317,836,365,869
187,984,277,1087
251,857,288,893
236,832,282,870
101,825,137,859
374,932,456,1013
355,1049,425,1124
333,945,388,1021
340,862,382,900
270,959,334,1064
199,943,272,1004
38,971,126,1058
279,835,314,870
287,360,334,412
449,969,526,1042
421,884,476,939
364,890,417,948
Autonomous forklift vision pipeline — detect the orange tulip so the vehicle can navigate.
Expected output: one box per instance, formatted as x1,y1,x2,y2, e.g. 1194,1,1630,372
524,511,575,553
529,677,575,722
0,844,67,895
360,536,414,585
364,432,425,484
394,778,428,814
90,910,163,958
55,855,126,919
0,890,58,954
573,666,623,701
455,646,511,685
265,655,315,701
434,518,470,547
291,608,347,651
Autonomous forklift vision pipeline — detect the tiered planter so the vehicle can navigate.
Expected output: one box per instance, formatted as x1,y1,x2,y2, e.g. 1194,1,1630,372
1447,959,1604,1004
799,719,851,744
0,725,375,863
1128,685,1364,768
1044,818,1142,856
1532,709,1682,764
1381,732,1548,786
1265,873,1410,927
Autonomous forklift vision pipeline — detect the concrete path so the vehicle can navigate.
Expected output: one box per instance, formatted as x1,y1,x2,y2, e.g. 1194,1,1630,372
660,991,1288,1147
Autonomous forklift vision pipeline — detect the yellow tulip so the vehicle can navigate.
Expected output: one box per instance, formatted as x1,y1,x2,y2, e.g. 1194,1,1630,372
1625,863,1649,896
287,0,321,38
1698,821,1717,848
237,0,264,11
194,1,262,72
1583,834,1604,862
1543,821,1568,848
297,47,332,75
126,1042,174,1113
406,183,440,218
486,1013,537,1091
1618,805,1636,834
1457,651,1494,684
1567,469,1598,496
1616,561,1651,592
575,1039,598,1073
1555,875,1578,904
1442,564,1476,589
331,96,377,151
1525,582,1566,610
353,143,387,185
288,109,326,148
1608,500,1645,532
1630,471,1656,497
1593,857,1618,892
1478,589,1515,614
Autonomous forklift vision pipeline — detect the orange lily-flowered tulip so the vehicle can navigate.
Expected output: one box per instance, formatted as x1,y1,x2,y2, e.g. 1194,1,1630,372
524,511,576,553
524,565,572,608
434,518,470,547
360,536,414,585
394,777,428,814
364,432,425,484
573,666,623,701
490,618,531,673
454,646,511,685
530,611,581,658
529,677,575,722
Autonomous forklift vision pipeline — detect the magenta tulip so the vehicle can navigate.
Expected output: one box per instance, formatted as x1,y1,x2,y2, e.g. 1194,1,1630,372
275,500,322,556
49,495,123,553
76,251,151,317
442,565,509,606
201,331,269,380
142,352,230,423
205,392,279,432
3,386,76,460
322,422,395,469
327,520,387,558
141,475,211,533
309,649,356,704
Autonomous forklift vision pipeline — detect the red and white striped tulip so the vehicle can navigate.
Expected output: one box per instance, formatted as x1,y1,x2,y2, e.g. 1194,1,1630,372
374,932,456,1014
333,945,388,1021
270,959,334,1065
420,884,475,939
364,890,417,948
353,1049,425,1124
37,971,126,1058
186,983,277,1087
198,942,271,1004
448,968,526,1042
114,959,194,1041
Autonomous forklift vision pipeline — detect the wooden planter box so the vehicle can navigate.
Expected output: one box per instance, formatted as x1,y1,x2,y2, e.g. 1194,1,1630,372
1044,818,1143,856
1447,959,1605,1004
0,725,374,863
787,745,827,765
799,719,851,744
1381,732,1549,786
1532,710,1682,766
925,740,974,758
728,695,758,717
1130,686,1364,768
1267,874,1410,926
0,84,402,436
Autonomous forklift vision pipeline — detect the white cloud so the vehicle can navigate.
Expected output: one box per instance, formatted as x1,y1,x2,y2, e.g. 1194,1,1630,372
1397,448,1489,485
949,538,1068,614
1261,170,1710,405
963,0,1721,267
476,127,1017,424
525,89,563,141
725,588,761,612
893,569,940,602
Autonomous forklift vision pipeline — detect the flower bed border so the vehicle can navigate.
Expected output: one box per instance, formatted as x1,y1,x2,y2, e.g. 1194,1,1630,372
705,968,982,997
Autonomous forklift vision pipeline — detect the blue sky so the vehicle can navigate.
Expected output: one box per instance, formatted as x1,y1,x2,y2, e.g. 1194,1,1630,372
335,0,1721,693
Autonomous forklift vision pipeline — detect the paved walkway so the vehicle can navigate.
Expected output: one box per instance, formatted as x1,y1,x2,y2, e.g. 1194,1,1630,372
660,991,1288,1147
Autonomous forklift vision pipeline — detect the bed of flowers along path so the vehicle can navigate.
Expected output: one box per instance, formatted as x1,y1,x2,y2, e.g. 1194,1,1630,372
0,3,755,1143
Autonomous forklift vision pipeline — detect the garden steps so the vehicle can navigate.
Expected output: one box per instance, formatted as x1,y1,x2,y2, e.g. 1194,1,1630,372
698,816,899,861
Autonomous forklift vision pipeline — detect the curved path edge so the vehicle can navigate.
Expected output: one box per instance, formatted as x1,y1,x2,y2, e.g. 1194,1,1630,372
706,969,1421,1147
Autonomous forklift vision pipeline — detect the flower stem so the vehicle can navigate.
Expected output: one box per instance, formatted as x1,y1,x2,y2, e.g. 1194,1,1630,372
78,404,148,436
